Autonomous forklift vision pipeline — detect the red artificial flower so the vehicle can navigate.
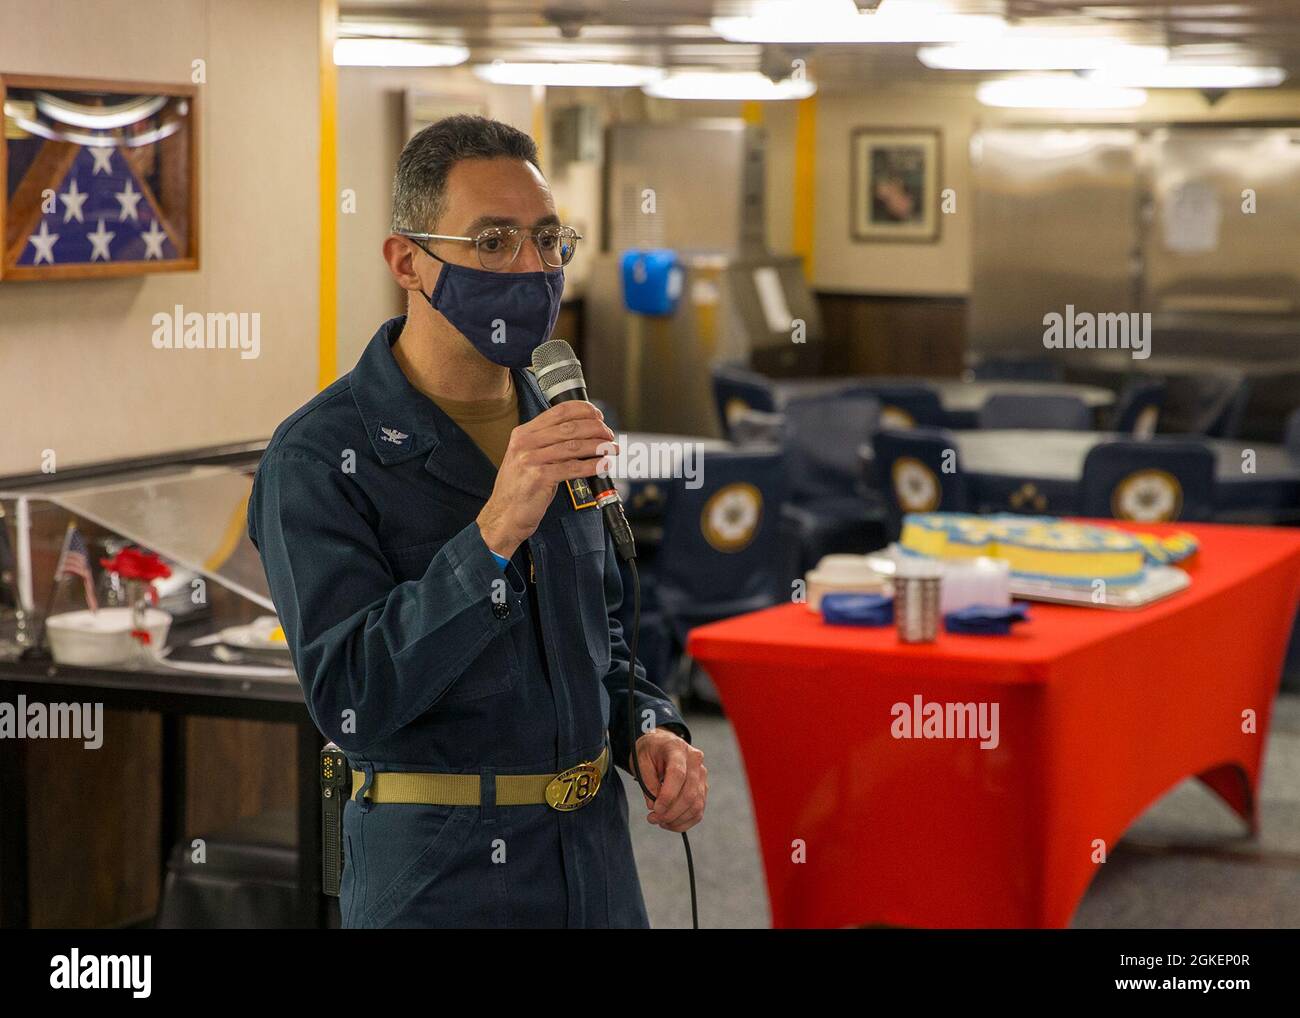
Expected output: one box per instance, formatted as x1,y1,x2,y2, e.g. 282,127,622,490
99,546,172,583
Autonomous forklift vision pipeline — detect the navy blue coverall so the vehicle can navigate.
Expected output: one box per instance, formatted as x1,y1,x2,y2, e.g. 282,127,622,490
247,316,689,928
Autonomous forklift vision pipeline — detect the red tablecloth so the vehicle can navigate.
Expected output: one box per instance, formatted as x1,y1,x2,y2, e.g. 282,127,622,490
686,521,1300,928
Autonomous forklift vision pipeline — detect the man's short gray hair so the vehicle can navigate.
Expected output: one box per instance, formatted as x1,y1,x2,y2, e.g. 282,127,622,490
390,114,540,234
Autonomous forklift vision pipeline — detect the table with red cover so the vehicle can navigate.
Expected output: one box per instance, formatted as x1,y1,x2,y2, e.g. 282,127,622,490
686,522,1300,928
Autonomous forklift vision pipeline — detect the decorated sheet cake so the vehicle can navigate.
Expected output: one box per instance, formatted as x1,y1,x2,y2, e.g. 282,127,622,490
900,513,1197,587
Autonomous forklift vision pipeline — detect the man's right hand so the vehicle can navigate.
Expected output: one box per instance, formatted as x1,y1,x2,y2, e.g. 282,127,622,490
477,400,615,560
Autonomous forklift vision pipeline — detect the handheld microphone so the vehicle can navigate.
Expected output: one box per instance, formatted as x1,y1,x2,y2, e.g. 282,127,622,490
531,340,637,563
530,338,700,928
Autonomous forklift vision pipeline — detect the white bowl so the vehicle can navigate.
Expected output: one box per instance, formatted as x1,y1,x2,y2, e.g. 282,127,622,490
805,555,889,612
814,554,877,578
46,607,172,666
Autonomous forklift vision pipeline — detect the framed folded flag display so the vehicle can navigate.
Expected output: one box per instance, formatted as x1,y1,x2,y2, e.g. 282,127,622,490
0,73,198,280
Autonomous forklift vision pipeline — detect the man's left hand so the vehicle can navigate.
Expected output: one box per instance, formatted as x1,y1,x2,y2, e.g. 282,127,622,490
631,728,707,833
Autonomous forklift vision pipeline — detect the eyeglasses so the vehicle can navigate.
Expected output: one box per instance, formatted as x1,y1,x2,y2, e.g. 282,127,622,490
400,224,582,271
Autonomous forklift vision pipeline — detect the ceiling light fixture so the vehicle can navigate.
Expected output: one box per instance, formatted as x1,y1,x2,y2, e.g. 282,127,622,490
643,71,817,101
977,76,1148,109
712,0,1003,45
1088,64,1286,89
333,39,469,67
919,39,1168,71
473,62,664,87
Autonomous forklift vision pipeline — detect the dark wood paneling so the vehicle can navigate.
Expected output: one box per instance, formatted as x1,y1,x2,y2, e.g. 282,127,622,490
184,717,297,843
26,710,161,927
816,291,968,378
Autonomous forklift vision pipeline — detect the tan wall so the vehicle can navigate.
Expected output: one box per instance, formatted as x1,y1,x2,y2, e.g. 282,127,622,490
0,0,320,476
594,90,969,296
809,87,976,297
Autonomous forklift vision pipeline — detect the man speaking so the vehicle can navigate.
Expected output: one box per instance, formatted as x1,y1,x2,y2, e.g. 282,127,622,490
248,115,706,928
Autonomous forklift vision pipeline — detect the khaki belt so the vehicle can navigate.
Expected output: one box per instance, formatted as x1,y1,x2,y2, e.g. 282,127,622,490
351,747,609,812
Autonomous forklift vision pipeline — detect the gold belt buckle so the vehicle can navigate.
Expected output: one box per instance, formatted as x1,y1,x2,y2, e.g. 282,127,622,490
545,760,602,811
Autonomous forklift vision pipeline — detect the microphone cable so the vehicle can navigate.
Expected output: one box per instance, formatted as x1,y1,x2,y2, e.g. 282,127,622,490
625,557,699,929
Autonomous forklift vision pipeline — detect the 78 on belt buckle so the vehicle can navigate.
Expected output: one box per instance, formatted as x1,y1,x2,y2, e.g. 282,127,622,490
545,760,602,811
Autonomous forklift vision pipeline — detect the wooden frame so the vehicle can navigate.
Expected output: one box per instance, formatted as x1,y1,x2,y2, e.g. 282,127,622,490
851,127,941,244
0,72,199,281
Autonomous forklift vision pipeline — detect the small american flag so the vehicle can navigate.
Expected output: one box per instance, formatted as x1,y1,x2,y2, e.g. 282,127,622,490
55,526,99,612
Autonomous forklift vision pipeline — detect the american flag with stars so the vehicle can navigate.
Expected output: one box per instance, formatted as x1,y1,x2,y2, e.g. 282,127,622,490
54,526,99,612
17,144,178,267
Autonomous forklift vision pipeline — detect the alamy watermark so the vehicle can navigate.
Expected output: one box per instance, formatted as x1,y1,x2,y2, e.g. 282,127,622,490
598,436,704,489
1,696,103,749
891,695,1000,750
1042,304,1150,360
151,303,261,359
50,950,150,998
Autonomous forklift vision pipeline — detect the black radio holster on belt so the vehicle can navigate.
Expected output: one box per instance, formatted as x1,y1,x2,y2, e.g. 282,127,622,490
320,742,351,897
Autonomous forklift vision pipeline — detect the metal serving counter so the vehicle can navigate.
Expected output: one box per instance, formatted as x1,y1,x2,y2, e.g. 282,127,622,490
0,441,326,929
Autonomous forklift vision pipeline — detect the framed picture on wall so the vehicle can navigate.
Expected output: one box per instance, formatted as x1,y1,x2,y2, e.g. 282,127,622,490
0,73,198,281
851,127,941,243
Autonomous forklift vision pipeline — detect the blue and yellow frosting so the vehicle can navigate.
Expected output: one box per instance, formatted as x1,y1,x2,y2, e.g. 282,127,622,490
899,513,1197,586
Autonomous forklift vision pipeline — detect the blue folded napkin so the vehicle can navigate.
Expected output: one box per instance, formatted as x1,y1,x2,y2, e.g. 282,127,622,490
944,602,1031,636
822,593,894,627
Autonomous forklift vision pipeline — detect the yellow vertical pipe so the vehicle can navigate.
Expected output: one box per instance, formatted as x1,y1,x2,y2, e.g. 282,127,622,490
792,94,817,281
531,83,546,167
318,0,339,389
741,100,764,126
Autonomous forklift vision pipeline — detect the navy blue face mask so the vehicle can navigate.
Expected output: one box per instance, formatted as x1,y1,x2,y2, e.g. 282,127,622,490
418,249,564,369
